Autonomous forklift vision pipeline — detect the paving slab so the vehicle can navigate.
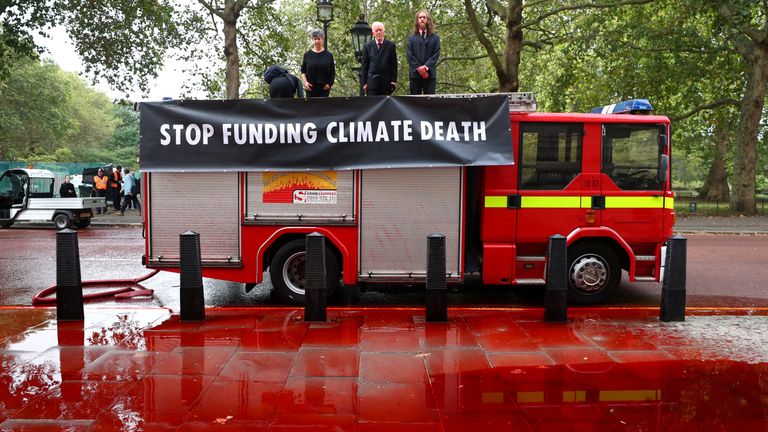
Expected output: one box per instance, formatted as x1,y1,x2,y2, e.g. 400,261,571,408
0,306,766,430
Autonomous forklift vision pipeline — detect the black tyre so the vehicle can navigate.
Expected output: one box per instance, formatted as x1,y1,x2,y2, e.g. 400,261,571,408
53,213,72,230
567,242,621,304
1,221,12,228
75,219,91,228
269,239,339,304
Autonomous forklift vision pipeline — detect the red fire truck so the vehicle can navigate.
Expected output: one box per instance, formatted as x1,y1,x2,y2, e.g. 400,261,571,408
140,94,673,305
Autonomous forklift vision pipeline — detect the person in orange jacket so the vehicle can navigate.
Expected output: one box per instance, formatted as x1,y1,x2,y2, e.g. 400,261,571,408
93,168,109,214
109,166,123,213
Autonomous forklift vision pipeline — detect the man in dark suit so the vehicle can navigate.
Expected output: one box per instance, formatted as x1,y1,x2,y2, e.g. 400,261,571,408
360,21,398,96
406,10,440,95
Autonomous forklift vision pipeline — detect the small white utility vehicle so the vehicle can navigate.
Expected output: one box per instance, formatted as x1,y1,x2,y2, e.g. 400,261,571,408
0,168,105,229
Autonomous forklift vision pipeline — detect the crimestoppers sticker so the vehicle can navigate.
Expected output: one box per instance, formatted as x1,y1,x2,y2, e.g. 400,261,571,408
293,190,337,204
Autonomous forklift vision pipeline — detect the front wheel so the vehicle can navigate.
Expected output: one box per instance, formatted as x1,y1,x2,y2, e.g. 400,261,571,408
75,219,91,228
567,242,621,304
53,213,72,230
269,239,339,304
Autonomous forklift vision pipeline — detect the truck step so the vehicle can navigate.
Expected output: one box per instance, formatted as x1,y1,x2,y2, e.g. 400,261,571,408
516,255,546,262
635,255,656,262
634,276,657,282
515,278,546,285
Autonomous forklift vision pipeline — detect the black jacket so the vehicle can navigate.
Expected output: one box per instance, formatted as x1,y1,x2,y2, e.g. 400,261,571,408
263,65,305,98
59,182,77,198
406,32,441,80
360,39,398,86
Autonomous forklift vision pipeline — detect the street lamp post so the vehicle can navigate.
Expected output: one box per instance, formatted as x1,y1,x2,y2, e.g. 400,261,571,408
316,0,334,50
349,16,371,96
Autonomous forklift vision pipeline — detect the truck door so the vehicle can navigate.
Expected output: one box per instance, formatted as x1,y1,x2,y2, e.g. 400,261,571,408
515,122,585,250
0,170,26,226
600,123,668,245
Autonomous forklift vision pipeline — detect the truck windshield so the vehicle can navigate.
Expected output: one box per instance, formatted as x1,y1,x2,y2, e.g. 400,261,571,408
602,124,665,191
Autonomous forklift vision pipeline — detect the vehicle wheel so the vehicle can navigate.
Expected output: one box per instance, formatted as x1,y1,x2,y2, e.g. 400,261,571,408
1,221,12,228
74,219,91,228
567,242,621,304
53,213,72,230
269,239,339,305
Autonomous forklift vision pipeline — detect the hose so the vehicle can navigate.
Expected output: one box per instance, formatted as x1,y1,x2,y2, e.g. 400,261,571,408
31,270,160,305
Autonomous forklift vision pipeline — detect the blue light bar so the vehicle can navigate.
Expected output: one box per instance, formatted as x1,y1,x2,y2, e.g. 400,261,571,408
591,99,653,114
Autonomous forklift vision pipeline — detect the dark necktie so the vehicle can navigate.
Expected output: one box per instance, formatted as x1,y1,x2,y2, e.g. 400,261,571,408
377,41,382,51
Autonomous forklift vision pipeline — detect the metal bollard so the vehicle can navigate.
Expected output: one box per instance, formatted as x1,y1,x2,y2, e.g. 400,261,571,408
544,234,568,323
304,232,327,322
660,235,687,322
56,228,84,321
426,234,447,323
180,231,205,321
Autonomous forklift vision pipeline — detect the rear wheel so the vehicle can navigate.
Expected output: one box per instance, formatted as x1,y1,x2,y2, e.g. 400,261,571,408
1,221,12,228
53,213,71,230
269,239,339,304
567,242,621,304
75,219,91,228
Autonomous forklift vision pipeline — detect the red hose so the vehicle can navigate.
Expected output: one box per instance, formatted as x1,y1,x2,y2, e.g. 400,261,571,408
32,270,160,305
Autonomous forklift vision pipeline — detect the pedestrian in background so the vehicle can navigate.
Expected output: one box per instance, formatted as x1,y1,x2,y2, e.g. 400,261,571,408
361,21,398,96
119,168,140,215
59,175,77,198
301,29,335,97
109,166,122,213
93,168,108,214
406,10,440,95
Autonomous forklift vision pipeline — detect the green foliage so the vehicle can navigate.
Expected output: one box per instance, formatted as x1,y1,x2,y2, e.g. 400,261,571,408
0,57,132,165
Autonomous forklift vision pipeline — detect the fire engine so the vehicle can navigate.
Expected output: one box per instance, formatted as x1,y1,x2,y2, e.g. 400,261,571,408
139,94,673,305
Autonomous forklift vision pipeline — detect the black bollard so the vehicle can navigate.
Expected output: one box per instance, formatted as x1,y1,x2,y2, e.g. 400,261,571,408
180,231,205,321
56,228,84,321
426,234,447,323
660,235,687,322
544,234,568,323
304,232,327,322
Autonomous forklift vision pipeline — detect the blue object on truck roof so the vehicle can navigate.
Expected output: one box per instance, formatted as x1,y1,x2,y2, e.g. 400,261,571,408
591,99,653,114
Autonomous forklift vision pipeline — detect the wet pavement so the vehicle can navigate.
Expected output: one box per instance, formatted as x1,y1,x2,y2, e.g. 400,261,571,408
0,307,767,431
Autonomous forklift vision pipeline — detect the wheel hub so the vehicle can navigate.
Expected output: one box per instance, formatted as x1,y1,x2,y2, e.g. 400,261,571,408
570,255,608,293
282,251,306,295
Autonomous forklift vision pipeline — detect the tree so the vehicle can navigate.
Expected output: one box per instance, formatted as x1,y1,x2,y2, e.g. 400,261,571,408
0,0,178,94
0,57,118,161
714,2,768,214
462,0,653,92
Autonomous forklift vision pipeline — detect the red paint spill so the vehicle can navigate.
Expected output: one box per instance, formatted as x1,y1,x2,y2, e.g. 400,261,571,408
0,307,766,430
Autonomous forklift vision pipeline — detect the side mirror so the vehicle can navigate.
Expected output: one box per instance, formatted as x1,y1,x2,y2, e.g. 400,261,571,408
658,133,668,153
658,154,669,185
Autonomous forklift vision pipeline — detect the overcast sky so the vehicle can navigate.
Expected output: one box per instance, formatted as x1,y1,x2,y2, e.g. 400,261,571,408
34,26,198,102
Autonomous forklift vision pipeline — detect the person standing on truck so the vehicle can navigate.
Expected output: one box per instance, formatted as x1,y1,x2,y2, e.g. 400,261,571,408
300,29,335,97
109,166,122,213
361,21,398,96
264,65,305,99
406,10,440,95
59,175,77,198
93,168,108,214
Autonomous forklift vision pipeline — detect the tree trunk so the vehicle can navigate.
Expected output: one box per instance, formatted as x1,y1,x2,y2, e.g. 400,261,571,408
731,45,767,215
701,118,730,201
222,0,242,100
502,1,523,92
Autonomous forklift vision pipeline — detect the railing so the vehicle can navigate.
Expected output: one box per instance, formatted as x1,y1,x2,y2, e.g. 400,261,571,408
674,190,768,215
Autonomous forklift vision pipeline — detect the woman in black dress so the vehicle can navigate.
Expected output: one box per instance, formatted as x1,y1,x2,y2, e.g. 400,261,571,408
301,29,335,97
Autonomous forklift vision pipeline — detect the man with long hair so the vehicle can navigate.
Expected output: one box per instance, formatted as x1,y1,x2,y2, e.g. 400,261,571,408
405,10,440,95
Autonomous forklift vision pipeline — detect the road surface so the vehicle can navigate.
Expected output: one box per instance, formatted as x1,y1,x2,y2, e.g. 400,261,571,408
1,226,766,309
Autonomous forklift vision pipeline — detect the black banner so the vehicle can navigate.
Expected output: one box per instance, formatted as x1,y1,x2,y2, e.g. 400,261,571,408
139,95,513,172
